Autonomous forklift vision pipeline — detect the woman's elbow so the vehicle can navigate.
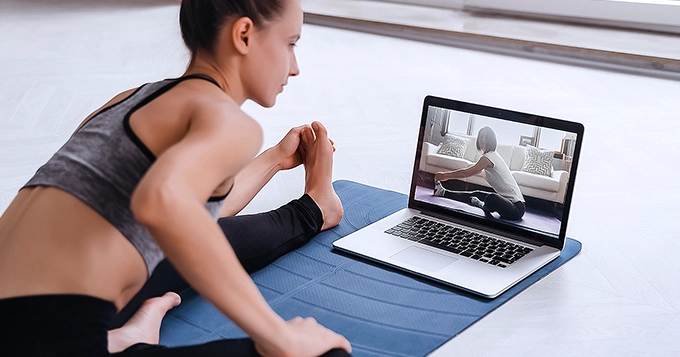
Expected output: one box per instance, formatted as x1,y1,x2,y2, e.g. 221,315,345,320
130,185,179,227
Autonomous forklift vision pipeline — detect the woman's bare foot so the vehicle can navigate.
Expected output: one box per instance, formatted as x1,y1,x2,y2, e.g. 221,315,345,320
299,121,343,231
108,292,181,353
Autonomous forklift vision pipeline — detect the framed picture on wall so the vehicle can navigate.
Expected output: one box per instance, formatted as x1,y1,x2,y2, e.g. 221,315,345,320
519,135,534,146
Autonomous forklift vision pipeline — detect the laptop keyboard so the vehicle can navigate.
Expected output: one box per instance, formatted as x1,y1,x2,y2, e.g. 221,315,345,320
384,216,533,268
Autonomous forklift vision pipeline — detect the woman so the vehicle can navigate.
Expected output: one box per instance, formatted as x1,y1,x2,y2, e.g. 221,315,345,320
0,0,351,356
433,126,526,221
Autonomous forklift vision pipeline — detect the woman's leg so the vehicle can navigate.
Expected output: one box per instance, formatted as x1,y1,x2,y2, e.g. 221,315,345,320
115,342,351,357
111,195,324,328
109,202,345,355
0,294,117,357
434,182,525,220
112,339,259,357
483,194,525,220
110,122,344,354
113,122,340,327
434,181,489,205
221,194,324,273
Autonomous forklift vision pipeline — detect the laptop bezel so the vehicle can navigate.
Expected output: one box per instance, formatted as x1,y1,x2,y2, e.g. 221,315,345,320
408,95,584,250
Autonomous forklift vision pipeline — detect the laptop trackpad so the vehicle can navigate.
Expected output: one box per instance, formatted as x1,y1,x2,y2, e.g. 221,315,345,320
391,246,457,272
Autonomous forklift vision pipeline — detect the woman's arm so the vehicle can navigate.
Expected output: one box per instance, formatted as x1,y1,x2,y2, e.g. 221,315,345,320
219,124,310,217
434,156,493,182
130,106,349,356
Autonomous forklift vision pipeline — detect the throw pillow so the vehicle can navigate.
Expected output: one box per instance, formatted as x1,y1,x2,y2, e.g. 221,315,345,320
521,145,554,177
437,134,469,158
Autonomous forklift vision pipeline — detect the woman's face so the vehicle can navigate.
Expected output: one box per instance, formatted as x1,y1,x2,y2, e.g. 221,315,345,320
478,135,488,152
242,0,302,107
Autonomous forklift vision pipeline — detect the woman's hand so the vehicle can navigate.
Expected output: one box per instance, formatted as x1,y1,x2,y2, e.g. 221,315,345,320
255,317,352,357
273,125,308,171
434,172,450,182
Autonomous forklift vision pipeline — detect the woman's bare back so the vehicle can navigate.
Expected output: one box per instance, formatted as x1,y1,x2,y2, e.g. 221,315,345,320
0,186,147,309
0,79,236,310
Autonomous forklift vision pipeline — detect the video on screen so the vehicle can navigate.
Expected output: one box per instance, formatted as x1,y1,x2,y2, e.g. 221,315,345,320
414,106,578,238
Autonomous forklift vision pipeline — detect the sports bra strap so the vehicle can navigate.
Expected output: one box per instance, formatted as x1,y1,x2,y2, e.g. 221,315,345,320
180,74,222,89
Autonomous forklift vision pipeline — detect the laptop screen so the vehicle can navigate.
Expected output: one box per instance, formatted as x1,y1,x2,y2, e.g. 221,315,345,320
410,96,583,249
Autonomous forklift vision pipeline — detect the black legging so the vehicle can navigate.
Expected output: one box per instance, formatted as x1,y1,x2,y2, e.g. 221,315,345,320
0,294,350,357
441,190,526,221
112,194,324,327
0,195,351,357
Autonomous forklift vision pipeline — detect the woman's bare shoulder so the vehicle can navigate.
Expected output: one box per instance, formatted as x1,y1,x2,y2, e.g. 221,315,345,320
174,80,263,156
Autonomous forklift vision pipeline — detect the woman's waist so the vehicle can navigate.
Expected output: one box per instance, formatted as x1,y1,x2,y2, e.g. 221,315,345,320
0,186,148,309
0,243,147,310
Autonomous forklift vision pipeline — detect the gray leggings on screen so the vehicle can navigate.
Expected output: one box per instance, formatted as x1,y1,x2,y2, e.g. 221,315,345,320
441,190,526,221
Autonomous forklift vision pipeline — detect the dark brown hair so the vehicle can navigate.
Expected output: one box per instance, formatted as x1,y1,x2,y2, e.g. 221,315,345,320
179,0,285,55
476,126,497,153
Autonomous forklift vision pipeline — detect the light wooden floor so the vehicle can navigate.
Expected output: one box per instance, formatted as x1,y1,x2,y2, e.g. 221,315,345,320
2,1,680,356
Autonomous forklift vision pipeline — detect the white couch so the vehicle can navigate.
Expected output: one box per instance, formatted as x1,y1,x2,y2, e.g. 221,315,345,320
419,134,569,204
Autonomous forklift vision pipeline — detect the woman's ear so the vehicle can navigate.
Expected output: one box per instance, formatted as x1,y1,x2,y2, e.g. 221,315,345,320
232,17,254,55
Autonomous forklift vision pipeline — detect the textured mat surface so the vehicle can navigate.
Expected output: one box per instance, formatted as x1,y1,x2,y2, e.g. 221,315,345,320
159,180,581,357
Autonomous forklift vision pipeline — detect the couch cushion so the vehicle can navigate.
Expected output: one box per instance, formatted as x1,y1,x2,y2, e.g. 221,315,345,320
427,153,472,170
520,146,554,177
437,134,470,158
513,171,560,191
462,136,479,161
509,146,526,171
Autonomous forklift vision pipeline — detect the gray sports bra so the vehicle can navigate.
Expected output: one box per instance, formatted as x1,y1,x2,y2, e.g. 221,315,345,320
23,75,227,276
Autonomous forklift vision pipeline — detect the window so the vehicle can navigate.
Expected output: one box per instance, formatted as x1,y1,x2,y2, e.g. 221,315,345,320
447,111,471,135
470,115,535,148
537,127,566,153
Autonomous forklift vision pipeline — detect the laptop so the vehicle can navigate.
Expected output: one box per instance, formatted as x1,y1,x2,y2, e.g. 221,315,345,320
333,95,584,298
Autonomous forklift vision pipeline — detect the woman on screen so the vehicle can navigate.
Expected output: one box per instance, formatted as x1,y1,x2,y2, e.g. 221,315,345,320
433,126,526,221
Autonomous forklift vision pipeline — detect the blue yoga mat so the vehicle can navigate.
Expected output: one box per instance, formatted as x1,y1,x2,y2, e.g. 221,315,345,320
160,180,581,357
